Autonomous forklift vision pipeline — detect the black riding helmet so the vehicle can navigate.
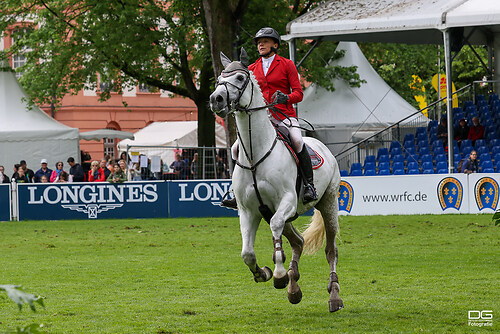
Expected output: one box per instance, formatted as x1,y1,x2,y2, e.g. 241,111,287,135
253,27,280,47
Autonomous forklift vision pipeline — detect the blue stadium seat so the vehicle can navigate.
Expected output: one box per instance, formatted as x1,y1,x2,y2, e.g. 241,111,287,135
486,131,498,142
406,154,419,165
461,145,473,156
416,132,427,142
427,120,438,131
408,168,420,175
420,154,433,163
436,161,448,171
364,162,376,171
392,154,404,163
378,162,390,170
476,146,489,156
463,100,474,108
418,146,430,156
461,139,472,148
340,170,349,177
378,169,390,175
404,133,415,143
416,127,426,136
434,154,447,162
364,168,376,176
378,154,390,164
422,168,434,174
474,139,487,149
392,161,405,171
490,139,500,149
496,161,500,172
480,160,494,171
392,169,405,175
433,146,445,155
422,161,434,171
493,152,500,163
390,141,401,151
377,148,389,160
437,168,448,174
351,162,362,171
482,168,495,173
454,153,461,163
390,147,402,157
350,169,362,176
479,152,491,161
364,155,376,166
407,161,419,171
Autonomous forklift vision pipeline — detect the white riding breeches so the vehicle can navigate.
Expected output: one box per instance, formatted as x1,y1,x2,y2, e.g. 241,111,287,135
231,117,304,160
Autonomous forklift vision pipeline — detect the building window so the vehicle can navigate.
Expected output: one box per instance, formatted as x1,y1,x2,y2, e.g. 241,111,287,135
138,82,150,93
11,29,29,78
103,137,116,159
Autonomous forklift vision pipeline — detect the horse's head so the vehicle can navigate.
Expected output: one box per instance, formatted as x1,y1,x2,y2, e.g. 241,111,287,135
210,48,251,118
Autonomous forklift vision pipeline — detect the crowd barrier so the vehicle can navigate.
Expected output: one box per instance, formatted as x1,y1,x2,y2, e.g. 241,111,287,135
0,174,498,221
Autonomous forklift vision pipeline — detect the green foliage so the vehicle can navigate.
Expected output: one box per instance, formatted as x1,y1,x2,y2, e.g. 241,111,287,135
493,210,500,226
0,216,498,333
0,285,44,312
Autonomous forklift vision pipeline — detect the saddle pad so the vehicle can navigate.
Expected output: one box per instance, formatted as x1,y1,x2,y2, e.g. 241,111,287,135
306,145,324,170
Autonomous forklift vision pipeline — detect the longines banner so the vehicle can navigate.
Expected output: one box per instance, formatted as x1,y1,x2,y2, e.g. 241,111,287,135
17,181,168,220
0,184,10,221
168,180,238,218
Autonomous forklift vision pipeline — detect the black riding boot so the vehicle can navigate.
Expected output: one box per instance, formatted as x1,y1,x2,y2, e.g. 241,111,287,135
297,145,318,203
221,195,238,209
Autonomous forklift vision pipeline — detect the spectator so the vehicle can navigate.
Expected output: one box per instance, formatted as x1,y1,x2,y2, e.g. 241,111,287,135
34,159,53,183
11,164,21,181
462,150,479,174
128,162,142,181
14,168,30,183
100,159,111,179
216,155,228,179
19,160,35,183
107,163,127,183
118,159,128,176
50,161,65,182
40,175,49,183
467,116,485,146
67,157,85,182
88,160,106,182
436,115,448,147
454,118,469,147
0,165,10,183
190,153,198,179
170,154,186,179
56,171,69,183
140,156,154,180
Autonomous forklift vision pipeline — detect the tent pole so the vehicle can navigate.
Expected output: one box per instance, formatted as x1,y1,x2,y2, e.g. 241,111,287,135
443,30,455,173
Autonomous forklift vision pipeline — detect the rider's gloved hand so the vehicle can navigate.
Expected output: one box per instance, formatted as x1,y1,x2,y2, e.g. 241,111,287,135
272,90,289,105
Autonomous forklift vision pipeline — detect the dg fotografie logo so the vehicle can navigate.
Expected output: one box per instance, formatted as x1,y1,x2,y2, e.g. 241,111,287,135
468,310,493,327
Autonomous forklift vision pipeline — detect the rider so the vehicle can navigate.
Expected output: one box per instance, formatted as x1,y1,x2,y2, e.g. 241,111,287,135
222,27,318,209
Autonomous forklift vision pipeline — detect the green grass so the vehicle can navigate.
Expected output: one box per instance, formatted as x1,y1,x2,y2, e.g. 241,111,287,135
0,214,498,333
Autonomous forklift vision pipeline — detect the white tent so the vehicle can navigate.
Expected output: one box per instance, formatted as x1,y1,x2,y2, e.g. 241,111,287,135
117,121,227,165
299,42,424,155
0,65,80,175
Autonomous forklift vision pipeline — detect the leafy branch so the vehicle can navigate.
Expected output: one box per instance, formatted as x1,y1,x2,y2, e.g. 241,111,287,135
0,285,44,312
493,210,500,226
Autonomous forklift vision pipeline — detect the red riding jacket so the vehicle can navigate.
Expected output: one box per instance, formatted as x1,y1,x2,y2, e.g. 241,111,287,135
249,55,303,120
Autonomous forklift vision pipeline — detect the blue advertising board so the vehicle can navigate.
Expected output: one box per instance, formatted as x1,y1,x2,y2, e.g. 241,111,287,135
168,180,238,218
0,184,10,221
17,181,168,220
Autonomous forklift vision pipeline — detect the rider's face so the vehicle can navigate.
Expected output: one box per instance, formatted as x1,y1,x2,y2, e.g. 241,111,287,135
257,38,277,57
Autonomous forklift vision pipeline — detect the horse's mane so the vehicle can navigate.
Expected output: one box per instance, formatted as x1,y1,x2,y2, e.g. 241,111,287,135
247,69,266,107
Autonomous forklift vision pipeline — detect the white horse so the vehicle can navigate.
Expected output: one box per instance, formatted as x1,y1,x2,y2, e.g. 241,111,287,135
209,49,343,312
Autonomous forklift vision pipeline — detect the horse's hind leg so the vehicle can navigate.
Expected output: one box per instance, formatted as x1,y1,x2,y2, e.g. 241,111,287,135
240,211,272,282
316,180,344,312
283,222,304,304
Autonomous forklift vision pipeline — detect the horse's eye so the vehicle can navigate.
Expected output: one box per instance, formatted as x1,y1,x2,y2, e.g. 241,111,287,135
237,75,244,81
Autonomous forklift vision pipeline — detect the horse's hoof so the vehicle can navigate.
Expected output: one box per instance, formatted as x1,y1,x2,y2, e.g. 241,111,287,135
262,266,272,281
329,299,344,313
288,287,302,304
273,273,289,289
253,266,272,283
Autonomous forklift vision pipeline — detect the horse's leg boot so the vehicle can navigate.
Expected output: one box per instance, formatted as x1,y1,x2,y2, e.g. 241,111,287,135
297,145,318,203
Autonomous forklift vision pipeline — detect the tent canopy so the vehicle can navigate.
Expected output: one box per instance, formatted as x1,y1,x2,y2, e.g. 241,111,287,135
283,0,500,45
117,121,227,165
0,65,80,173
299,42,420,129
80,129,135,141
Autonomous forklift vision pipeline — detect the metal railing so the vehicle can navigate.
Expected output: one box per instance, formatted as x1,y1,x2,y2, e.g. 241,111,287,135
124,145,231,180
334,84,473,172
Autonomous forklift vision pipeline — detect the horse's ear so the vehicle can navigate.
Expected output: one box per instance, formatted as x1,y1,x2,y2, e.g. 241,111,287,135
240,48,249,67
220,52,232,69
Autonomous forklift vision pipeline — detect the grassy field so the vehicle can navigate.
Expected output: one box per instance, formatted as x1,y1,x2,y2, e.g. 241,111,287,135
0,214,498,333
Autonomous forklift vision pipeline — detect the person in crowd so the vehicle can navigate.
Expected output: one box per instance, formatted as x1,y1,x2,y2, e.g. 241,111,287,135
34,159,53,183
454,118,469,148
0,165,10,183
216,155,228,179
462,150,479,174
14,167,30,183
100,159,111,179
56,171,69,183
436,115,448,147
467,116,485,146
50,161,65,182
128,162,142,181
118,159,128,176
140,156,154,180
19,160,35,182
107,158,114,175
107,163,127,183
40,175,49,183
170,154,187,180
190,153,198,179
67,157,85,182
88,160,106,182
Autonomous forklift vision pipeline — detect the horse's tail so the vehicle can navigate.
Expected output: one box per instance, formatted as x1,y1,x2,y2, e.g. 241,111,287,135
302,209,327,255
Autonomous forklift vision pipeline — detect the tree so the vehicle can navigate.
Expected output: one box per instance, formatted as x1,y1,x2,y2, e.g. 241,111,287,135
0,0,216,147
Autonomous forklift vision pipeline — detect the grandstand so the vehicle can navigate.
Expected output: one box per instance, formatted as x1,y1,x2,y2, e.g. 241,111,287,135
337,92,500,176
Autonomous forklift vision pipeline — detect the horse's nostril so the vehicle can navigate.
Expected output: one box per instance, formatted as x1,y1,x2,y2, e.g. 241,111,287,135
216,95,224,103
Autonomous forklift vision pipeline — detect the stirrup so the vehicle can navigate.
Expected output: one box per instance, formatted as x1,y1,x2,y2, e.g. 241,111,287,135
221,197,238,210
303,184,318,204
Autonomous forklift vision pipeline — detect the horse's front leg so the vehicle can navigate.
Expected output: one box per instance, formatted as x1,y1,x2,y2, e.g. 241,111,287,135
240,210,272,282
270,193,297,290
283,222,303,304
